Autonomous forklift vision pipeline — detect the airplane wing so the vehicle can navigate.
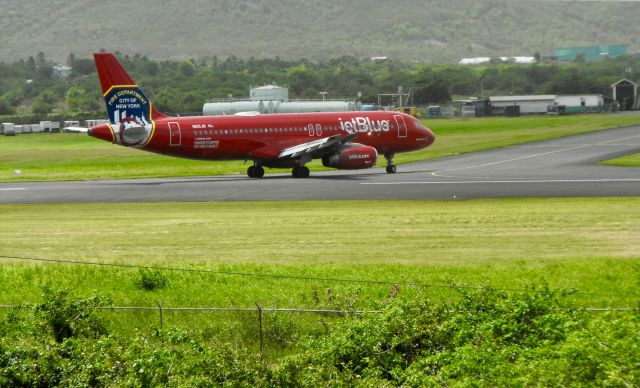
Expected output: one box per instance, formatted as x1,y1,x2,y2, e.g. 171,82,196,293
278,133,358,159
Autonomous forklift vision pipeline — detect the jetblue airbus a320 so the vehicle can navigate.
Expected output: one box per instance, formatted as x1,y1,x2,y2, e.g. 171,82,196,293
89,53,435,178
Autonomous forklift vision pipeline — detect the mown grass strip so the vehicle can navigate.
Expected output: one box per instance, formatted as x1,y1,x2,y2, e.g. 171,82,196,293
1,198,638,307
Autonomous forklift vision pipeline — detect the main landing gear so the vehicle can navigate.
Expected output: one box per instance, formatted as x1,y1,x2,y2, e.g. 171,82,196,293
385,153,397,174
247,164,264,178
292,165,310,178
291,156,311,178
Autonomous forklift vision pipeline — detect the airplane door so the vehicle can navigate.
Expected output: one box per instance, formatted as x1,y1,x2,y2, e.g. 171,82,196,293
169,122,181,146
394,115,407,138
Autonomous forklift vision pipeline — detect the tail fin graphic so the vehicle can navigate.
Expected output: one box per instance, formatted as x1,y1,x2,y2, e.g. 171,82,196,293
94,53,167,124
93,53,167,147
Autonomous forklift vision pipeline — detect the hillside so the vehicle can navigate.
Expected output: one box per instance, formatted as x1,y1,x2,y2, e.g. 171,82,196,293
0,0,638,62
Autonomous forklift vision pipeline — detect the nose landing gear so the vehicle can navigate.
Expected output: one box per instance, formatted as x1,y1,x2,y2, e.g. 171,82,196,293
385,153,396,174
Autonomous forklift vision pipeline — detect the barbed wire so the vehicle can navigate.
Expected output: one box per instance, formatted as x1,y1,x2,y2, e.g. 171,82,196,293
0,254,638,298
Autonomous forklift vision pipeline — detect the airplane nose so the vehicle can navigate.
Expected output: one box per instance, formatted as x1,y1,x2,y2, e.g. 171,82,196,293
88,124,115,143
424,126,435,146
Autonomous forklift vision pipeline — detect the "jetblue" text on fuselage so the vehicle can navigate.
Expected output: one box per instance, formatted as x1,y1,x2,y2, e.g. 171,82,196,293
339,117,390,134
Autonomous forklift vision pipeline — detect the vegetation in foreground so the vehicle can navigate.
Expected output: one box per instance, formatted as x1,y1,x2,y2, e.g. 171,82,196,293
1,286,638,386
2,114,639,182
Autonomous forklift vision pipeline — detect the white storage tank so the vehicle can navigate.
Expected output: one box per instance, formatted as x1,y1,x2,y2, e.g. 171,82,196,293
276,101,357,113
203,101,265,115
265,100,281,113
250,85,288,102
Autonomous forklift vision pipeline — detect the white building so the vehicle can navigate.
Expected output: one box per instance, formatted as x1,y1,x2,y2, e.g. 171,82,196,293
53,64,72,78
459,56,535,65
554,95,604,113
489,95,556,114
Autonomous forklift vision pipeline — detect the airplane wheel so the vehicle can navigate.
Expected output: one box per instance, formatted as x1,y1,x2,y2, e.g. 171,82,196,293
248,165,264,178
386,164,397,174
292,166,310,178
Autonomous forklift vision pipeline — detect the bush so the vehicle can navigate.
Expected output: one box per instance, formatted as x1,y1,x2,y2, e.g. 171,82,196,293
35,288,110,342
0,286,638,386
271,287,639,386
134,268,169,291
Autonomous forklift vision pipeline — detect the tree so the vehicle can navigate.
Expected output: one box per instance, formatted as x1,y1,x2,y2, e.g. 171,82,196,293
32,98,53,115
71,59,96,76
178,60,196,77
413,70,451,104
36,51,53,79
0,97,15,115
145,61,159,76
65,87,91,112
26,56,36,77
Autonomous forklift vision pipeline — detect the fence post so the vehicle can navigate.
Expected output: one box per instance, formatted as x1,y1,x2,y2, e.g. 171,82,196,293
156,300,163,329
256,302,263,354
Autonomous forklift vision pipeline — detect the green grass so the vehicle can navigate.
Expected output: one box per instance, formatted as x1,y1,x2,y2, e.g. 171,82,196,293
602,153,640,167
1,198,638,308
402,113,640,164
1,114,639,182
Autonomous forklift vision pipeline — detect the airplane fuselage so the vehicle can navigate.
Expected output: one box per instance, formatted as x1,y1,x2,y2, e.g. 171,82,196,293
91,110,434,168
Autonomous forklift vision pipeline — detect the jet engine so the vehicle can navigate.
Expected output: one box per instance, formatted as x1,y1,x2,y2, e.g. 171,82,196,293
322,144,378,170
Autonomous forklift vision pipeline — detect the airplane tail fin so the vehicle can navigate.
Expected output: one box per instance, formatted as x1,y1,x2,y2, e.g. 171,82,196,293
93,52,168,126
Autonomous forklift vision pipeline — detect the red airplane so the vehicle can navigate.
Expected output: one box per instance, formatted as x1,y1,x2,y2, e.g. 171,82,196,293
89,53,435,178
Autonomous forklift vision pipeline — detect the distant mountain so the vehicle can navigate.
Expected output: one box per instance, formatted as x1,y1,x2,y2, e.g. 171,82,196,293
1,0,638,63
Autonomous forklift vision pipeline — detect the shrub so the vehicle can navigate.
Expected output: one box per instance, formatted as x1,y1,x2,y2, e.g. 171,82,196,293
35,288,110,343
134,268,170,291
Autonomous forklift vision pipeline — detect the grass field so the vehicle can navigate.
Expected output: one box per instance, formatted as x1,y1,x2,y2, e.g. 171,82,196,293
2,115,639,384
602,153,640,167
1,199,638,309
1,114,639,182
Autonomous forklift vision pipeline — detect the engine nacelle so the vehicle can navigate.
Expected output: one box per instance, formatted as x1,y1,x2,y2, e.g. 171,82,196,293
322,145,378,170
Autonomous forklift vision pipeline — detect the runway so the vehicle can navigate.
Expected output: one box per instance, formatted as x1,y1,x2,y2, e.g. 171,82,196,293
2,125,640,204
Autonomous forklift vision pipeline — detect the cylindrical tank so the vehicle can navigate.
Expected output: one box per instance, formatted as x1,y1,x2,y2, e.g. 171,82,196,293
265,100,281,114
203,101,264,115
276,101,357,113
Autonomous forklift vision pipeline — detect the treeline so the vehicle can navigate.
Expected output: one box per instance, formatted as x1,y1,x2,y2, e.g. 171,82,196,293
1,51,639,118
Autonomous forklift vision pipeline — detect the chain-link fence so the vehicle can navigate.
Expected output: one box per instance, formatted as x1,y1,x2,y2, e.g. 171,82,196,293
0,304,376,357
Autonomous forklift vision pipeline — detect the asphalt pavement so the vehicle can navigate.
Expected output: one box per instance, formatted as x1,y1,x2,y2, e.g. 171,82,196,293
1,125,639,204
